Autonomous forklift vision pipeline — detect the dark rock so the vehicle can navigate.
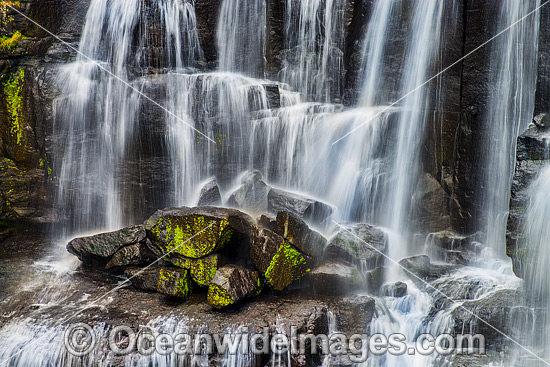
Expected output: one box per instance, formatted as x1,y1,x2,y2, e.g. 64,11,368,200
157,267,192,299
399,255,458,282
145,206,254,259
67,225,146,266
425,231,483,265
305,261,363,296
167,253,224,287
227,170,270,214
207,265,262,309
250,226,313,291
105,241,156,270
413,174,452,233
267,188,333,224
381,281,408,298
264,84,281,109
125,266,162,292
534,113,550,130
257,213,276,231
326,223,386,269
197,179,222,207
273,211,327,258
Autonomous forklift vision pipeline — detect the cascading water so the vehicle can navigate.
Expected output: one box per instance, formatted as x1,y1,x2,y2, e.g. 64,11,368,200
478,0,540,258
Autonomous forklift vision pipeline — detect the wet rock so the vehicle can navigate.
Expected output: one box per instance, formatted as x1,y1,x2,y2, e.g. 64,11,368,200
257,213,276,231
250,226,313,291
267,188,334,224
507,125,550,277
325,223,386,269
145,206,254,259
425,231,482,265
207,265,262,309
157,267,192,299
167,253,224,286
125,266,162,292
264,84,281,109
105,241,156,270
273,211,327,258
67,225,146,266
380,281,408,297
413,174,452,233
399,255,458,282
305,261,363,296
227,170,270,214
197,179,222,207
534,113,550,130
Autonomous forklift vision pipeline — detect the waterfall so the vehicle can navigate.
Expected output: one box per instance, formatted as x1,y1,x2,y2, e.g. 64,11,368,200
217,0,267,77
53,0,204,235
280,0,345,103
479,0,540,258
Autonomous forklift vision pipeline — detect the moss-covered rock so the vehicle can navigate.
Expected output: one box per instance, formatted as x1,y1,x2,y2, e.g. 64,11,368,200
273,211,327,258
157,267,192,299
250,226,313,291
67,225,146,266
145,207,254,259
167,253,224,286
207,265,262,309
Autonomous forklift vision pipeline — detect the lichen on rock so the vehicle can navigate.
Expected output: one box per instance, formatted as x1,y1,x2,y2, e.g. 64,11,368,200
3,69,24,146
157,267,192,299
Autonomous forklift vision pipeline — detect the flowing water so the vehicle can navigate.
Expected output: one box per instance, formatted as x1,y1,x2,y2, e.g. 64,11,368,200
0,0,546,366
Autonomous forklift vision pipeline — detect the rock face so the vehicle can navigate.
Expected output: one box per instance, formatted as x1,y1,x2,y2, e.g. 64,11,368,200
227,170,270,214
268,188,334,224
157,267,192,299
506,125,550,277
273,211,327,258
207,265,262,309
67,225,147,266
250,226,313,291
197,179,222,207
425,231,482,265
145,207,254,259
399,255,458,283
325,223,386,269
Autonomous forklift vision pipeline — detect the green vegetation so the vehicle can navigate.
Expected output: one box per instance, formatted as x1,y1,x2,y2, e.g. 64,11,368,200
264,243,310,291
3,69,24,145
207,284,234,309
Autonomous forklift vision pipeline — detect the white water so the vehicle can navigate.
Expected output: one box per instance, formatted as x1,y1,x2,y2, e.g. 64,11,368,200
479,0,541,258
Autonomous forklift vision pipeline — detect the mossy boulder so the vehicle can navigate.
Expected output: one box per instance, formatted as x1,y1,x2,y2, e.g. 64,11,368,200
207,265,262,309
157,267,192,299
273,211,327,258
250,226,313,291
145,207,254,259
167,253,224,286
67,225,147,266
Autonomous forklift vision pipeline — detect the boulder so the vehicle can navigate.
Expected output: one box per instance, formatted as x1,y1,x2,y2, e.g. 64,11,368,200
227,170,270,214
425,231,482,265
305,261,363,296
167,253,224,286
145,207,254,259
399,255,458,283
250,226,313,291
325,224,386,269
157,268,192,299
380,281,408,297
257,213,276,231
197,179,222,206
67,225,147,266
207,265,262,309
273,211,327,258
105,241,157,270
268,188,334,224
125,266,162,292
533,113,550,130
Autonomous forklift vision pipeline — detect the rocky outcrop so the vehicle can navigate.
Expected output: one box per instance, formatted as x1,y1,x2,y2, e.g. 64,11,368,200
207,265,262,309
273,210,327,258
325,223,386,269
227,170,270,214
399,255,458,283
197,178,222,207
425,230,483,265
67,225,147,266
304,261,363,296
381,281,408,298
506,124,550,277
268,188,334,225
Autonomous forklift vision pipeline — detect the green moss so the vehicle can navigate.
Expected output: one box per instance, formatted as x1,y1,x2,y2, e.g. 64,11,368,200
207,284,234,309
3,69,24,145
157,268,191,299
169,254,219,286
151,215,233,259
0,31,22,51
264,243,310,291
